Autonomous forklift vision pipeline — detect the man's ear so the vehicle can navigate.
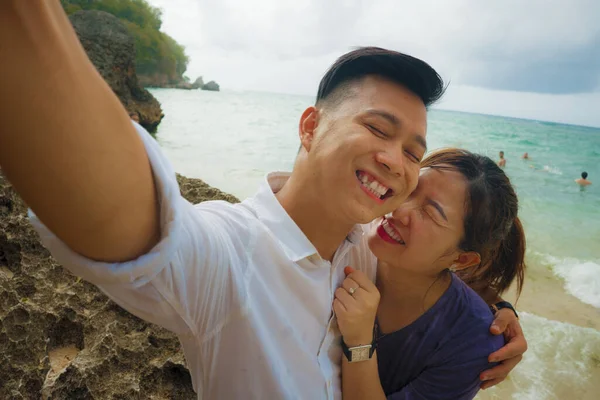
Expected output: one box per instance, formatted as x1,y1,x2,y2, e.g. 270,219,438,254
454,252,481,271
299,106,319,153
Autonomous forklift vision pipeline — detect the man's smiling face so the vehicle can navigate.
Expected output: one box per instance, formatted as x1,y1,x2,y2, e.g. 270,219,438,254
298,75,428,224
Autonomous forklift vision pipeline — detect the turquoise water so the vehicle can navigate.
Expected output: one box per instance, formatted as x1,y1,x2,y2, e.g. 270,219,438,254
428,110,600,261
427,110,600,310
150,88,600,306
149,88,600,398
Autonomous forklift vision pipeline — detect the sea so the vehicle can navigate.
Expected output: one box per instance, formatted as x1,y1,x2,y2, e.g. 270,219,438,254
149,88,600,400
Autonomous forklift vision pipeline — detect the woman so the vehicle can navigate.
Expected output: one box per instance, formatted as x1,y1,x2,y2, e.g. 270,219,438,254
334,148,526,399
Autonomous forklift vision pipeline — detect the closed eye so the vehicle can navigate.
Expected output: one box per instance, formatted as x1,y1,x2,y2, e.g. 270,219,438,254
405,150,420,163
366,124,388,137
424,206,442,224
426,199,448,222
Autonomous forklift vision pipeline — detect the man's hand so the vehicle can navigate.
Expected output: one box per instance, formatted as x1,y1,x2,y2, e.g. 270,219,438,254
480,308,528,389
333,267,380,347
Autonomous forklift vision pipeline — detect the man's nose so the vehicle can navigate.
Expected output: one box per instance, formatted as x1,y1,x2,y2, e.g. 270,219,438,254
375,148,403,176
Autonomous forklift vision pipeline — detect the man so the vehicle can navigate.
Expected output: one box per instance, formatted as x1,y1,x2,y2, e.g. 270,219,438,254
498,151,507,167
522,152,529,159
575,171,592,186
0,2,525,398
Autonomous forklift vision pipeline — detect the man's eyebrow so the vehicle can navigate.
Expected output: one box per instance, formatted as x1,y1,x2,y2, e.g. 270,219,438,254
364,109,427,151
426,198,448,221
364,109,401,126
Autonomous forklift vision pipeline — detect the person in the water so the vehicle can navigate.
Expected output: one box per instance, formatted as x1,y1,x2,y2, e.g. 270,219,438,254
575,171,592,187
497,151,506,167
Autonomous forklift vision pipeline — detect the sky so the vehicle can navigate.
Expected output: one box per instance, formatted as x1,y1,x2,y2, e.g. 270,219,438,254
147,0,600,127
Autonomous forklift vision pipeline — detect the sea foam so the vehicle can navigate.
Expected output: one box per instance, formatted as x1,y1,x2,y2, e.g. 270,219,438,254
544,254,600,308
542,165,563,175
477,312,600,400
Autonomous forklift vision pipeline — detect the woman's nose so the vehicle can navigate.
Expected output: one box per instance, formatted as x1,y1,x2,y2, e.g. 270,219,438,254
392,206,412,227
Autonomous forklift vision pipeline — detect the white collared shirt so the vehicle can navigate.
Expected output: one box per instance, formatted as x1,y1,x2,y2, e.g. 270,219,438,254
29,123,377,399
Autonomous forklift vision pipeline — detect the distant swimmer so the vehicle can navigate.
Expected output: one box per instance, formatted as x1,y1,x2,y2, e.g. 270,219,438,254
575,171,592,186
498,151,506,167
522,152,529,159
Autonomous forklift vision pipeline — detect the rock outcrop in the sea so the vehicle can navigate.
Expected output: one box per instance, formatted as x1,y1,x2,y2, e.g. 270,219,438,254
191,77,205,89
69,10,164,132
201,80,220,92
139,74,220,92
0,172,238,399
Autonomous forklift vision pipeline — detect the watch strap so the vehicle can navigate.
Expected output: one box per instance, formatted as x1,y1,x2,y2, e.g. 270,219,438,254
490,301,519,318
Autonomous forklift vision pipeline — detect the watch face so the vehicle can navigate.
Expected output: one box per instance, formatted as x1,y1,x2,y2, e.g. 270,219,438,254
350,345,371,362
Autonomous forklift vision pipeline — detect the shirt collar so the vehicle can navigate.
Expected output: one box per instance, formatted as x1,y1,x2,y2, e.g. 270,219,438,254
248,172,364,262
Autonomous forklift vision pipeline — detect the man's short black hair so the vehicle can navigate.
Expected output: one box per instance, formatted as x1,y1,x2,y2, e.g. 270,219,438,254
316,47,445,110
582,171,588,179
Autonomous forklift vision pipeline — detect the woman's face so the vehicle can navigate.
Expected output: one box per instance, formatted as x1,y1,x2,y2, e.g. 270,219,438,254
368,166,468,276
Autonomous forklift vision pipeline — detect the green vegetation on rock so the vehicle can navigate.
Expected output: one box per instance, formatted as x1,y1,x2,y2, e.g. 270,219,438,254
61,0,188,82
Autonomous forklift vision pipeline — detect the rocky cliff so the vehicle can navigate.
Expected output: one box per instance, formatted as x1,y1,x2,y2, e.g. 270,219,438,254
69,10,164,132
0,173,238,399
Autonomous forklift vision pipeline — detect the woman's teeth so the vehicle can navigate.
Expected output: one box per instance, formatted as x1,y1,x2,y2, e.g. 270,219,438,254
382,218,405,244
357,171,389,198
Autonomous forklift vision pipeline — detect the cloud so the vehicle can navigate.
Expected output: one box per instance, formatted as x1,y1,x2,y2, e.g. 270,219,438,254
438,0,600,94
146,0,600,126
150,0,600,94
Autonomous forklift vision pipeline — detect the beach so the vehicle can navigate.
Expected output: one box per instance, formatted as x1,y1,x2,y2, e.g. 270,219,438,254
150,87,600,400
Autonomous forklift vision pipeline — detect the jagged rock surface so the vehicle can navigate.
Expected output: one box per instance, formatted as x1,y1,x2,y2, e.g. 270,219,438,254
0,172,239,399
69,10,164,132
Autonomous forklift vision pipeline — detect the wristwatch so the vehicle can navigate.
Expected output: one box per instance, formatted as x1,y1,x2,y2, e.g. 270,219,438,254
490,301,519,318
341,337,376,362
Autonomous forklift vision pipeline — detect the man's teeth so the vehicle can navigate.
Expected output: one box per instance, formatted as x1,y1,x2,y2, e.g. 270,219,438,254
358,172,389,197
383,219,404,244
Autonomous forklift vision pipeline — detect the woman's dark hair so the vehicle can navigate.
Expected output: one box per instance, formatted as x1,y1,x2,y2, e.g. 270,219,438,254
421,148,526,297
582,171,588,179
316,46,446,110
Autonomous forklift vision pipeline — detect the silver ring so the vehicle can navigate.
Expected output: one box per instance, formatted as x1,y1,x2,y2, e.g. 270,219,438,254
348,287,357,295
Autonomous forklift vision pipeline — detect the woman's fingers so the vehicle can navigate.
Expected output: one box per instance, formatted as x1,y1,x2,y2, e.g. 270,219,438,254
338,268,380,316
342,277,359,293
334,287,356,310
333,298,347,314
346,269,378,293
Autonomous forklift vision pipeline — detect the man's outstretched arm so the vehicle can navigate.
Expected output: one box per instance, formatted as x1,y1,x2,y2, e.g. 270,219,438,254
0,0,159,262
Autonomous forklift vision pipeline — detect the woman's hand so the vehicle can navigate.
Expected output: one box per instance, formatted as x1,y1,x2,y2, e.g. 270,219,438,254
333,266,381,347
480,308,528,389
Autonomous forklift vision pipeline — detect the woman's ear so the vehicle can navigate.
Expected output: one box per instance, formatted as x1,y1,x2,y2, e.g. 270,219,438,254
299,106,319,153
454,252,481,271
